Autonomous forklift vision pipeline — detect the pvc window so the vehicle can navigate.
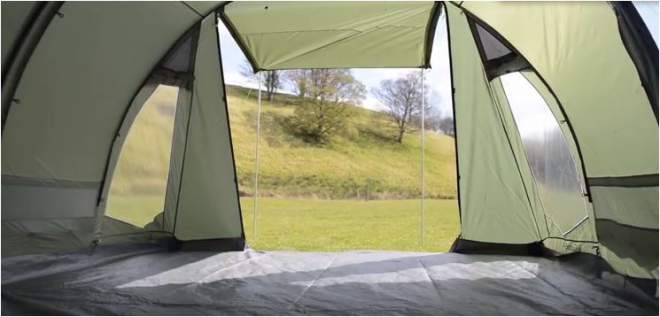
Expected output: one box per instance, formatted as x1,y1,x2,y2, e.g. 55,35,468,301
106,85,180,228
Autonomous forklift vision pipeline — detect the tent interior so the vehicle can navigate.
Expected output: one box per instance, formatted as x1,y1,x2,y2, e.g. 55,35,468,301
1,1,658,315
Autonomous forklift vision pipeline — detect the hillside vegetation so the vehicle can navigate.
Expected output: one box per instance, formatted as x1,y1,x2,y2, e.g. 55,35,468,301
226,85,457,200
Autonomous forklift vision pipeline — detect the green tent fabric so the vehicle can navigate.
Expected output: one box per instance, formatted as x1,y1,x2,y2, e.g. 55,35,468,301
1,1,657,281
445,3,542,244
222,1,439,70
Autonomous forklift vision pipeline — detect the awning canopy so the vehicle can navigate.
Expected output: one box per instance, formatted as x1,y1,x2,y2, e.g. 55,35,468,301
221,1,440,71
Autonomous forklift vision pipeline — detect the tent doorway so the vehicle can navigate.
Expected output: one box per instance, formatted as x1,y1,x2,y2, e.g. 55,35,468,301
219,15,460,252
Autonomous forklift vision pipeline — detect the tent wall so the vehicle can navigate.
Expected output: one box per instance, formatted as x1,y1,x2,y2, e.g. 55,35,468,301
99,26,200,240
456,2,658,279
1,2,226,255
445,4,541,244
171,14,244,243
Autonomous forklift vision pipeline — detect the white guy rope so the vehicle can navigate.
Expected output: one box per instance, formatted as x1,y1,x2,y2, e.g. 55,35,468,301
253,72,263,240
420,69,426,247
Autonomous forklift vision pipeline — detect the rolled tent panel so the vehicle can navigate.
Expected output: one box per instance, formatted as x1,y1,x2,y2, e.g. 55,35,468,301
445,4,541,244
172,14,244,243
1,1,37,71
222,1,437,70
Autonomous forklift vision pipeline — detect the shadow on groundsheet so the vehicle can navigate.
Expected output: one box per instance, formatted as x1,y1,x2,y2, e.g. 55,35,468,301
2,244,658,315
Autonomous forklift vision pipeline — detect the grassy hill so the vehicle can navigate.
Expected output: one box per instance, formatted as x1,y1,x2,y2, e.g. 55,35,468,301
226,85,457,200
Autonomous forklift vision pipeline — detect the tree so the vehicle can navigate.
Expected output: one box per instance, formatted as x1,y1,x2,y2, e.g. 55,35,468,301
285,69,309,99
290,69,365,144
437,116,455,137
240,59,281,101
372,72,429,143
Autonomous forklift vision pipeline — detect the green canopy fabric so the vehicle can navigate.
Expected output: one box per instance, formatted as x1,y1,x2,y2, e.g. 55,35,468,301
222,1,439,70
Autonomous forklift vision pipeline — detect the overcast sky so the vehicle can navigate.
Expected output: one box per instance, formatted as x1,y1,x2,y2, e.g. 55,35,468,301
218,2,659,120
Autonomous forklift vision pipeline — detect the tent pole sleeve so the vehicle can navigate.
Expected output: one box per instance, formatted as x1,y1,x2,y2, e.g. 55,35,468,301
1,2,63,132
443,3,463,225
423,2,442,68
214,10,247,241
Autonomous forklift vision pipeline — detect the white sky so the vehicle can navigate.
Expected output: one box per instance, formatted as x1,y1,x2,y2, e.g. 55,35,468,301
218,3,659,120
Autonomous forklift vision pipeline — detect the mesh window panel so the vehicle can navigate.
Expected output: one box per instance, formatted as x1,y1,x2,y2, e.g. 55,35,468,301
106,85,180,228
475,23,511,60
162,35,193,73
500,72,589,235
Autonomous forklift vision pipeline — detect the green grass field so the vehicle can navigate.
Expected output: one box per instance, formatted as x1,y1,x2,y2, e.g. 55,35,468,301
240,198,459,252
106,84,460,252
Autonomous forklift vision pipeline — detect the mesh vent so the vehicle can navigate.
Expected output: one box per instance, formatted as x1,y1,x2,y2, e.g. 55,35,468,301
475,23,512,61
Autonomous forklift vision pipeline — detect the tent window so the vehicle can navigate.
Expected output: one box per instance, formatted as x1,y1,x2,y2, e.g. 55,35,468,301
467,16,531,80
106,85,180,228
500,73,589,235
162,35,194,73
475,23,511,60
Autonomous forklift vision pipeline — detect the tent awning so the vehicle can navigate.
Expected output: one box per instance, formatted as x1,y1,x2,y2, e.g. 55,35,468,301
221,1,441,71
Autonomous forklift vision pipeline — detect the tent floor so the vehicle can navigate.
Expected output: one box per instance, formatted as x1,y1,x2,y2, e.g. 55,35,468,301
2,244,657,315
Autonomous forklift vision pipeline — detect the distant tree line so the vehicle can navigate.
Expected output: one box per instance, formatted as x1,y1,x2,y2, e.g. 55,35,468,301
242,60,454,144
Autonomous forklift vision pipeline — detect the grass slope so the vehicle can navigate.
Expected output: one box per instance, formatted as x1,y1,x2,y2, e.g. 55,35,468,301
226,85,457,200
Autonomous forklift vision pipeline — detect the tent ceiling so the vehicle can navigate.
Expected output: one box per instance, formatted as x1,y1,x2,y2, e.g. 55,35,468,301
222,1,439,71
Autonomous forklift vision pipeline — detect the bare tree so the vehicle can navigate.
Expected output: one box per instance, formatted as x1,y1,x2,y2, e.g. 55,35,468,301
437,116,455,137
240,59,281,101
290,69,366,144
372,72,429,143
285,69,309,99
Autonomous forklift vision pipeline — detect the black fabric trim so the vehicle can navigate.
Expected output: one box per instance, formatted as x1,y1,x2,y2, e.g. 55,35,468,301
460,8,594,203
596,218,658,233
589,174,658,187
217,2,261,73
2,175,100,189
450,237,545,256
2,2,63,133
173,237,245,251
611,2,659,123
442,3,462,223
541,236,599,245
215,11,247,241
423,2,442,68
